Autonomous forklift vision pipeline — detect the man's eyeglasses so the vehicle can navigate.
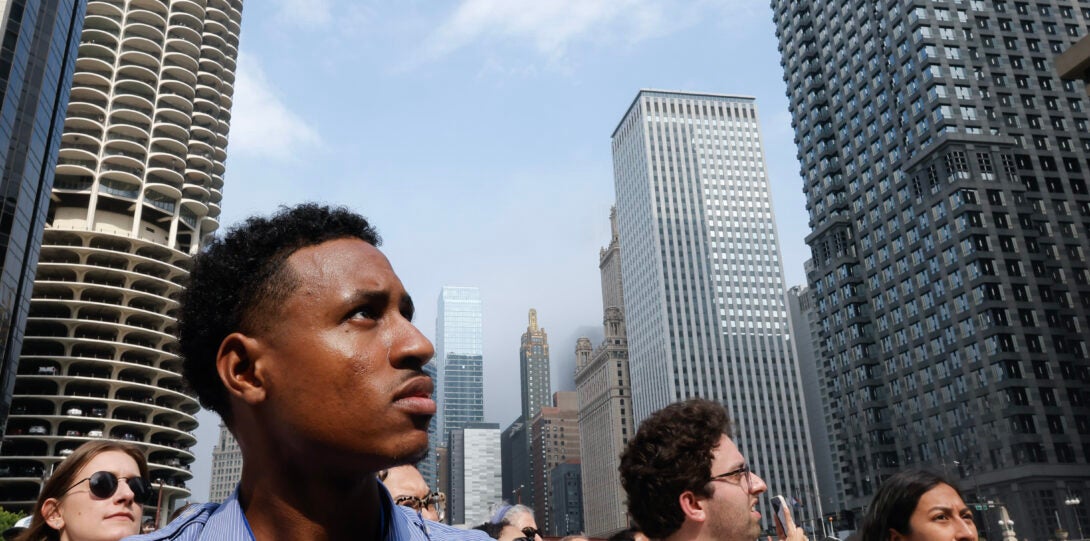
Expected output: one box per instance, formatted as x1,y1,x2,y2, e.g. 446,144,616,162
708,464,753,490
63,471,153,504
395,492,446,520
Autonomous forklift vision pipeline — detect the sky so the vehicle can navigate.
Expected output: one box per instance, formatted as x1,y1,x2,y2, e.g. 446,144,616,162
184,0,811,502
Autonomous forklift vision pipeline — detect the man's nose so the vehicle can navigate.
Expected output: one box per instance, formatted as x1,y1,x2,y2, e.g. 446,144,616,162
749,472,768,494
391,319,435,369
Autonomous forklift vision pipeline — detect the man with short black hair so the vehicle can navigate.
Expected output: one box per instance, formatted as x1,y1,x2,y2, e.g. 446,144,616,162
132,204,482,541
619,398,806,541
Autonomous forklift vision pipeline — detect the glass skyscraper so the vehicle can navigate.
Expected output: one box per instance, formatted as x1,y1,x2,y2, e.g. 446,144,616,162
611,89,821,529
423,286,483,487
772,2,1090,538
0,0,85,432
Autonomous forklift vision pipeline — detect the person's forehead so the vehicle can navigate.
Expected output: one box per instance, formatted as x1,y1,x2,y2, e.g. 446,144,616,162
712,434,744,464
79,450,139,475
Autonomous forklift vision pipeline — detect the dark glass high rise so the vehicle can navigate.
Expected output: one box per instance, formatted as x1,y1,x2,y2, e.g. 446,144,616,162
772,2,1090,539
0,0,86,433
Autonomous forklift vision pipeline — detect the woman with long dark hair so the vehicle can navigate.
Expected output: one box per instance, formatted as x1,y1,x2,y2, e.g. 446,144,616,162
859,469,977,541
16,440,152,541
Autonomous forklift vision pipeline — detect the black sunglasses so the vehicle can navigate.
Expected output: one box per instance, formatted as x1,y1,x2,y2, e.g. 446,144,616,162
521,527,541,539
63,471,153,504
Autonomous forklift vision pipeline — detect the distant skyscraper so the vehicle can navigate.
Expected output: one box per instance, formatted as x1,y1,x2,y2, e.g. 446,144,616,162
786,284,841,518
208,424,241,503
773,2,1090,537
529,391,580,535
0,0,85,433
500,415,530,506
447,422,501,527
520,308,551,423
423,286,483,487
548,462,584,537
0,0,243,518
611,89,821,527
574,207,632,538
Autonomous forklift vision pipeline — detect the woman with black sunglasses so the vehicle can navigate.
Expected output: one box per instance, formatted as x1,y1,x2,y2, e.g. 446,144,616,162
16,440,152,541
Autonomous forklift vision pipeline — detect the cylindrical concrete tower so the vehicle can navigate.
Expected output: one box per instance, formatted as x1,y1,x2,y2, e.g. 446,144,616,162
0,0,242,520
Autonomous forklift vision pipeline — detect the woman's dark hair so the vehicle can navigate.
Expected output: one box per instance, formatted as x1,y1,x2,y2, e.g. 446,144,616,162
16,441,148,541
859,469,964,541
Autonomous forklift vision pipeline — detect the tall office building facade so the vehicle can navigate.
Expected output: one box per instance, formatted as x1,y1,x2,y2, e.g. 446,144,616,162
208,423,240,503
447,422,501,527
529,391,580,535
772,2,1090,538
520,308,551,423
0,0,242,517
574,207,633,538
423,286,483,487
611,89,822,528
500,415,530,506
0,0,85,432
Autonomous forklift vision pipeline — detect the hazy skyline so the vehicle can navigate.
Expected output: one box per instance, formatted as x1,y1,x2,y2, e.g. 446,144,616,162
188,0,809,502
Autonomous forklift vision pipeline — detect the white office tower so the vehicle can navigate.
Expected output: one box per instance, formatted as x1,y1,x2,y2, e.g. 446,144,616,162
611,90,822,528
208,423,241,503
0,0,242,519
447,423,502,527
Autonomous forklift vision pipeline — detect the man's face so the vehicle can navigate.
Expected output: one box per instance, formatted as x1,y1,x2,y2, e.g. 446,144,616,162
254,238,435,472
702,434,768,541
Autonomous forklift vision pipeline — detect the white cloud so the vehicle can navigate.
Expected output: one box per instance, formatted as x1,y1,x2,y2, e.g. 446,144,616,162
425,0,697,62
272,0,333,28
226,54,321,160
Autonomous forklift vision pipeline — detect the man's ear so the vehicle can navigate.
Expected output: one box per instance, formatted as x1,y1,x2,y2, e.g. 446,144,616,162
679,490,708,523
41,498,64,530
216,332,267,405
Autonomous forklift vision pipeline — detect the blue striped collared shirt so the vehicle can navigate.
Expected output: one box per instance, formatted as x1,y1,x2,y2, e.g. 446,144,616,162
124,485,489,541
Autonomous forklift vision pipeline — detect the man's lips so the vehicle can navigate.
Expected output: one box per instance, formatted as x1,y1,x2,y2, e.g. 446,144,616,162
393,377,436,415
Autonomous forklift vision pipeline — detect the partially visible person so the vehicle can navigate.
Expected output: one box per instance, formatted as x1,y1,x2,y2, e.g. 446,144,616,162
16,440,151,541
3,517,32,541
140,521,155,535
472,522,506,540
607,527,650,541
380,465,441,521
489,505,541,541
619,398,805,541
559,534,590,541
858,470,977,541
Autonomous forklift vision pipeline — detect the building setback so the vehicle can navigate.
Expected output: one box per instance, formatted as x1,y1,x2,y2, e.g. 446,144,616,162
423,286,484,488
611,89,822,530
772,2,1090,538
0,0,243,520
0,0,85,432
574,207,633,538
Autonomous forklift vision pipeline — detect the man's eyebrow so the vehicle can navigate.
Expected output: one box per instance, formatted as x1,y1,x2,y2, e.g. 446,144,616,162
401,295,416,320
